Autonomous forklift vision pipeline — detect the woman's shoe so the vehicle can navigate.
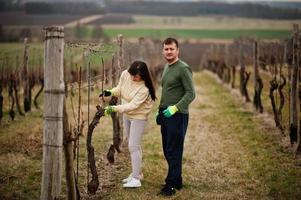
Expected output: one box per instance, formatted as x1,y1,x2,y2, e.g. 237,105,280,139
123,177,141,188
122,173,144,183
122,176,132,184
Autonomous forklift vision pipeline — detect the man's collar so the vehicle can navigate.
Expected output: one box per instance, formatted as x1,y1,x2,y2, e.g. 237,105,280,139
168,58,179,66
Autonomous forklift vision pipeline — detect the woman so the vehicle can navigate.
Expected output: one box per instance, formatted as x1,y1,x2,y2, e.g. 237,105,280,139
100,60,156,188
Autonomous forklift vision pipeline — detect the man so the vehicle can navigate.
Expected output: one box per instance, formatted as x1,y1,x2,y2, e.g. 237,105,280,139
157,37,196,196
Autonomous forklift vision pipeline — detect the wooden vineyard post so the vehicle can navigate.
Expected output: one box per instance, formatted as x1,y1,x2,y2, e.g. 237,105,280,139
239,40,245,96
117,34,124,144
253,41,259,90
224,44,231,84
253,40,263,113
23,37,31,112
239,39,250,102
117,34,124,76
14,54,25,116
290,24,299,145
41,26,65,200
139,37,145,60
63,101,76,200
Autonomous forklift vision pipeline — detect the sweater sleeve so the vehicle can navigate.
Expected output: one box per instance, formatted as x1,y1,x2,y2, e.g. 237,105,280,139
111,70,126,97
175,67,196,112
114,88,149,113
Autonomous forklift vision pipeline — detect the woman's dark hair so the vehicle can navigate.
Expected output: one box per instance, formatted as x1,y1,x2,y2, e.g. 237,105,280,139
128,61,156,101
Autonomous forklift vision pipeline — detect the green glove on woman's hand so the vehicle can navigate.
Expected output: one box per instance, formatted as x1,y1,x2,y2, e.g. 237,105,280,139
99,89,112,97
163,105,178,118
104,106,116,116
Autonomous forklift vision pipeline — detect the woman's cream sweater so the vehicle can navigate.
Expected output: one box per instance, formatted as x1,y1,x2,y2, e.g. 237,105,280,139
111,70,153,120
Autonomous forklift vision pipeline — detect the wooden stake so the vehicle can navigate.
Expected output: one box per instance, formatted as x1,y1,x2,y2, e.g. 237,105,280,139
41,26,65,200
290,24,299,144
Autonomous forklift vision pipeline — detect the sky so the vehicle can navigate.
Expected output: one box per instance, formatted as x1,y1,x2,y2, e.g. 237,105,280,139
19,0,301,4
152,0,301,2
20,0,301,2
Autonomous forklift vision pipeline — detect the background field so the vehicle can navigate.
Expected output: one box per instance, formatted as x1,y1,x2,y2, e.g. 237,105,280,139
86,15,300,40
1,14,298,41
104,15,301,30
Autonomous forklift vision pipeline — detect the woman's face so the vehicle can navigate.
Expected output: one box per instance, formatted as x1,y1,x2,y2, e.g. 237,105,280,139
132,74,142,82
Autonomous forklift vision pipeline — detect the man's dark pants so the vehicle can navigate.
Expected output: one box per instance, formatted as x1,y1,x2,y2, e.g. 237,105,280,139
158,108,189,188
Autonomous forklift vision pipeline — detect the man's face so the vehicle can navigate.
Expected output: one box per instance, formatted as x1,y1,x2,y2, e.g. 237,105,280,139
163,42,179,63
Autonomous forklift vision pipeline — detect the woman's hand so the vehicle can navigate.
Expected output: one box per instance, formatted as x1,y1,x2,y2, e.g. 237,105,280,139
99,89,112,97
104,106,116,116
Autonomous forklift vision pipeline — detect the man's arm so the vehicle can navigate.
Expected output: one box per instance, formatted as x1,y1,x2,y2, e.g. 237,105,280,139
175,67,195,112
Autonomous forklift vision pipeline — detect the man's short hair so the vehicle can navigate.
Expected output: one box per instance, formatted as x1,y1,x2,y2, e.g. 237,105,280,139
163,37,178,48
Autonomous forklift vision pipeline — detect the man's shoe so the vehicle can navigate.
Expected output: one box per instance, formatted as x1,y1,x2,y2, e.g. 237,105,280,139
159,185,176,196
175,183,183,190
123,177,141,188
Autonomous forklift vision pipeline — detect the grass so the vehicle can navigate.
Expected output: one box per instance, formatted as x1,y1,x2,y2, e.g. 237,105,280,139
102,29,291,40
1,71,301,199
0,109,43,200
66,26,292,40
0,42,43,69
198,71,301,199
0,42,116,72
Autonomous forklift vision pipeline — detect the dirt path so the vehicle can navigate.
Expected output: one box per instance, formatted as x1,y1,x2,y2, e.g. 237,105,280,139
99,71,301,200
184,72,266,199
65,15,104,28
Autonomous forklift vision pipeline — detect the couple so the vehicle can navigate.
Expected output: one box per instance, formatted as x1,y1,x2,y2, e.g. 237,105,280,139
100,37,195,196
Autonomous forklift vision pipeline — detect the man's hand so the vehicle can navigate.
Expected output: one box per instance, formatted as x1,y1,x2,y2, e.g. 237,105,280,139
163,105,178,118
104,106,116,116
156,111,162,125
99,89,112,97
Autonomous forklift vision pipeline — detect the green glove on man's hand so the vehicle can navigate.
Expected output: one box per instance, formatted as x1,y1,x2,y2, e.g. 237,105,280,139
99,89,112,97
104,106,116,116
163,105,178,118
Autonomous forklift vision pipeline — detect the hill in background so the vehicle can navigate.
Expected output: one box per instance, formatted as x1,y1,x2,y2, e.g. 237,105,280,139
1,0,301,19
106,0,301,19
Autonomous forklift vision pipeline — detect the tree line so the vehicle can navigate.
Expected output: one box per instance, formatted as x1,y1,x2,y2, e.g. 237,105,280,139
106,1,301,19
1,0,301,19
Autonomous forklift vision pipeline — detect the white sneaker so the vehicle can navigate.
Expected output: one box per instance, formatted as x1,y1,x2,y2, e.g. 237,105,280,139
122,176,132,184
123,177,141,188
122,173,144,183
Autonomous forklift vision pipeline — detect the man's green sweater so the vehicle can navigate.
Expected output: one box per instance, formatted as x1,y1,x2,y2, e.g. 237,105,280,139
159,59,195,113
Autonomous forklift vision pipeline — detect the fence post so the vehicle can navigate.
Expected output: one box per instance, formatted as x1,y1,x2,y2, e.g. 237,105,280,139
253,40,264,113
117,34,124,142
117,34,124,74
23,38,31,112
253,40,259,87
41,26,65,200
139,37,145,60
224,44,230,83
290,24,299,144
239,40,245,96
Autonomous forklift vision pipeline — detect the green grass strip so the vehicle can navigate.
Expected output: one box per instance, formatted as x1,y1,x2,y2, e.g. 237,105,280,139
103,29,290,39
